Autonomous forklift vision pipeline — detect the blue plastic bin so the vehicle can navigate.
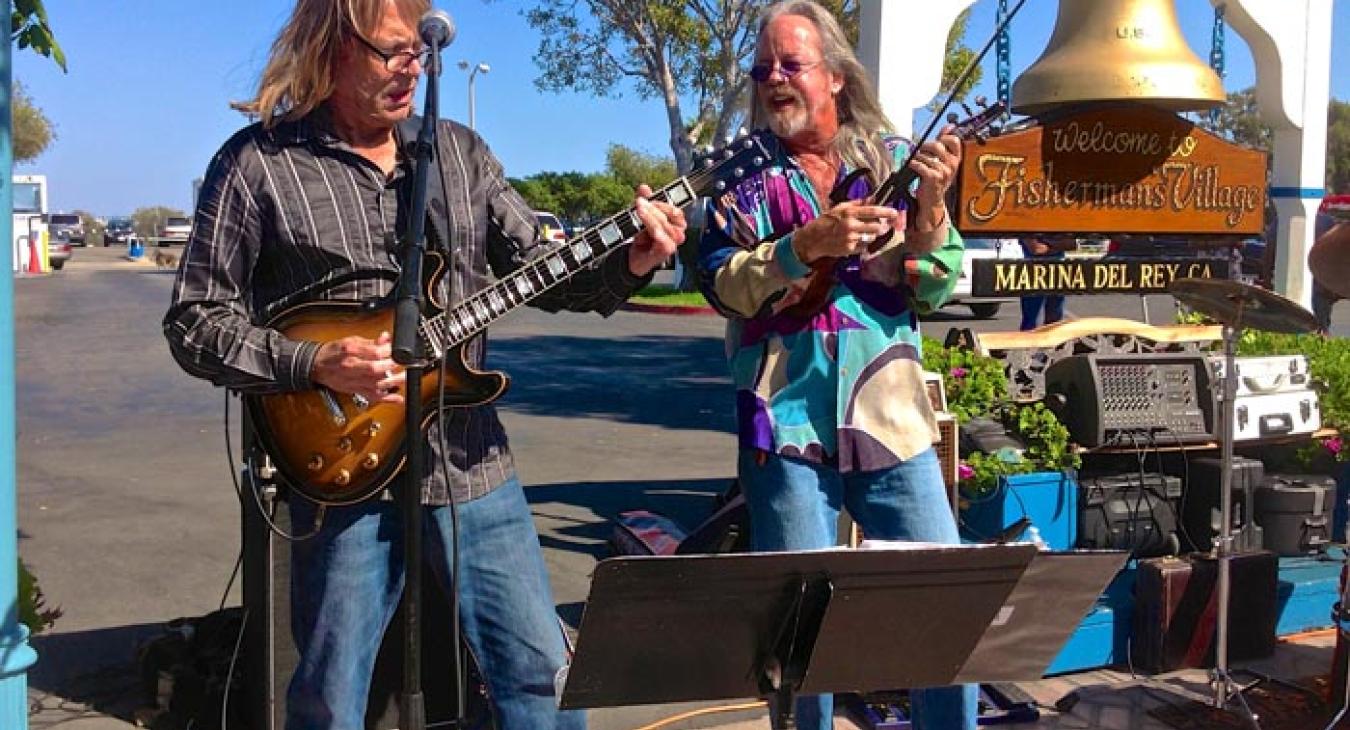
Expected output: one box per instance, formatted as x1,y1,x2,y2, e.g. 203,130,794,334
961,471,1078,551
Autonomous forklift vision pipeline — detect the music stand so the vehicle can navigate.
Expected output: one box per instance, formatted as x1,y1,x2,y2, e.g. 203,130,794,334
561,545,1123,728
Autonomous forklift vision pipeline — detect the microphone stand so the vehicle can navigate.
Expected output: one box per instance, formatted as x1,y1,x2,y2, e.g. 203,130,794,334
391,44,443,730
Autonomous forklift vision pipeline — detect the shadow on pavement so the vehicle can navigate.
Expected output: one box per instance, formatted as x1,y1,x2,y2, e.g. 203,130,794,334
526,476,736,631
490,335,736,434
29,621,165,720
526,476,736,558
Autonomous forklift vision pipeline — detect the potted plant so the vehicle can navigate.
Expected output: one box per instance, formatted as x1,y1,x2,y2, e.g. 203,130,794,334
922,338,1083,548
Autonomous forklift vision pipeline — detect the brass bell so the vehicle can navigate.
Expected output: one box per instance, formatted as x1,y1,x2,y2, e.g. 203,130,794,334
1012,0,1225,115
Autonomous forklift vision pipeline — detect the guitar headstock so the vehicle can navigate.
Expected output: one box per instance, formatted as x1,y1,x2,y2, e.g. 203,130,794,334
690,131,774,197
945,96,1008,143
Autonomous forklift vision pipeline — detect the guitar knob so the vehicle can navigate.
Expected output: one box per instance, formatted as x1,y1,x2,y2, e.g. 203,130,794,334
361,453,380,470
334,469,351,487
367,421,382,436
352,394,370,410
337,437,353,453
307,454,324,471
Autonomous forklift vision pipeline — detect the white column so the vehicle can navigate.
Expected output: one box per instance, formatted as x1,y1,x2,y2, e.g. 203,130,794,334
857,0,977,138
1219,0,1335,308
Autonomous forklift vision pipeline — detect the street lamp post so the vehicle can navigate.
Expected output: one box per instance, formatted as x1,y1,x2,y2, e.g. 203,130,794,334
457,60,490,130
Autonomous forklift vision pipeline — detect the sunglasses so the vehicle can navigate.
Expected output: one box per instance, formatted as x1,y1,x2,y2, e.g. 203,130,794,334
749,59,822,84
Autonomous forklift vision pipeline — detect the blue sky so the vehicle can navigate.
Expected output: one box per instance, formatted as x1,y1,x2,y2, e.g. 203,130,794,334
13,0,1350,217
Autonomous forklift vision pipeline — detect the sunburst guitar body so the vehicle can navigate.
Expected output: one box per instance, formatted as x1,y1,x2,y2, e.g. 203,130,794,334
246,260,507,505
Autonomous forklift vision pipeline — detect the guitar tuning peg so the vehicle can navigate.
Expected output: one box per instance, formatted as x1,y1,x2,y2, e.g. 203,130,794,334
975,95,988,108
975,130,989,143
946,112,959,124
959,101,974,117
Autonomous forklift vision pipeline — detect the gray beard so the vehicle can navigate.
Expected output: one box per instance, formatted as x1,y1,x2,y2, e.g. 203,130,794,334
767,107,807,139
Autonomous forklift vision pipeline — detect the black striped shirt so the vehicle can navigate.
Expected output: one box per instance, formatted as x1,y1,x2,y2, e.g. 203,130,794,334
164,108,648,503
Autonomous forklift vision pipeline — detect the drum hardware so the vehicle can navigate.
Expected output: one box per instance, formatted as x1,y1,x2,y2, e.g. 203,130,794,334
1169,277,1318,726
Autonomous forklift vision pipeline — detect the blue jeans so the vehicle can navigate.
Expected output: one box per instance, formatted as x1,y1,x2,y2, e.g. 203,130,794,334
1019,294,1065,331
286,478,583,730
738,448,978,730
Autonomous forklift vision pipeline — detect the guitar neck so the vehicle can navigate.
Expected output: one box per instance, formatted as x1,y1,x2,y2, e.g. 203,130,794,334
420,176,699,357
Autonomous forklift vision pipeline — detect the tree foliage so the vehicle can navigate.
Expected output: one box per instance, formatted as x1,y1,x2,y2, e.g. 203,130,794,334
606,144,678,191
12,79,53,163
1201,88,1273,152
522,1,864,172
1200,89,1350,195
509,144,681,227
935,10,981,110
132,206,188,240
12,0,64,71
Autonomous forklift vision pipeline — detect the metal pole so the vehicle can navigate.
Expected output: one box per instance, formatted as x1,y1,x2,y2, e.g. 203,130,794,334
1213,324,1237,708
458,61,488,131
0,1,40,725
467,71,476,130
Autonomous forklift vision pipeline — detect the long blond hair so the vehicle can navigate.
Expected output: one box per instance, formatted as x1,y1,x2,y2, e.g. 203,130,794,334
750,1,896,187
235,0,429,127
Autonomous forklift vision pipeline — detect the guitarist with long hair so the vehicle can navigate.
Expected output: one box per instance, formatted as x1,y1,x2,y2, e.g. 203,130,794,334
697,2,972,728
162,1,683,728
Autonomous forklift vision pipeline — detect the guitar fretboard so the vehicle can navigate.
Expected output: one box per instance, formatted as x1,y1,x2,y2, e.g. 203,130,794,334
419,178,698,357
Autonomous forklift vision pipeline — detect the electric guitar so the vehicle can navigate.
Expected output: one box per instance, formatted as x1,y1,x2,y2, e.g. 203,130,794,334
247,133,772,505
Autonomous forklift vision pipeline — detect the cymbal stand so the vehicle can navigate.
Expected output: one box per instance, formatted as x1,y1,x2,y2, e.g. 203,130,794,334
1212,322,1261,728
1325,516,1350,729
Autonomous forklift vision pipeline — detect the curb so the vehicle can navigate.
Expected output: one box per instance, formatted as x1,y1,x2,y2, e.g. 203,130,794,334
621,302,718,316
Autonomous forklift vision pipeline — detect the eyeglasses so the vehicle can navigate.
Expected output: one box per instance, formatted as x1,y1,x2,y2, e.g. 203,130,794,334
351,32,431,73
749,59,822,84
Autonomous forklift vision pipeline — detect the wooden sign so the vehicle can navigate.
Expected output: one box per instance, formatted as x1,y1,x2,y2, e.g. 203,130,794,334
955,104,1267,236
971,257,1233,297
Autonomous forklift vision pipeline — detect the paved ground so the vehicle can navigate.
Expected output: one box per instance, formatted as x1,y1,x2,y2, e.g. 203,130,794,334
14,248,1350,730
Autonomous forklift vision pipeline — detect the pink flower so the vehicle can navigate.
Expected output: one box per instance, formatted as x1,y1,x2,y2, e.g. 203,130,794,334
958,462,975,480
950,367,969,379
1325,436,1343,456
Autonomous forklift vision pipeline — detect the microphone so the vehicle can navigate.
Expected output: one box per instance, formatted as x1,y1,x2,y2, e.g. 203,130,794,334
419,9,456,49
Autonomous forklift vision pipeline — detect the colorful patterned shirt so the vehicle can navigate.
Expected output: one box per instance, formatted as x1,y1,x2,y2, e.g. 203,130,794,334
698,133,964,472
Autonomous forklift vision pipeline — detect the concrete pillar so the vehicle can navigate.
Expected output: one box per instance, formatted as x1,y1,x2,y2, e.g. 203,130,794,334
0,1,38,727
1215,0,1335,308
857,0,977,138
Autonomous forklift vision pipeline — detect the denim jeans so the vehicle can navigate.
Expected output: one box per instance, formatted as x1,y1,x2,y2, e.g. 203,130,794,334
286,477,583,730
1019,294,1065,331
738,448,978,730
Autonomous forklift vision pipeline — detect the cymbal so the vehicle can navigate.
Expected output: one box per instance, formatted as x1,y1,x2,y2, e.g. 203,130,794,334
1310,220,1350,298
1168,278,1318,334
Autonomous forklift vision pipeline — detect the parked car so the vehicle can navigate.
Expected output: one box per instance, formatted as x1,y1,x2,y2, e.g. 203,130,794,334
158,216,192,245
945,237,1024,319
534,211,567,245
47,237,72,270
43,212,85,246
103,217,135,247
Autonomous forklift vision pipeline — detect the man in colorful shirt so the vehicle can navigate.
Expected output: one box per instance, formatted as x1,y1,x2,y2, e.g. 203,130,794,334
697,2,972,728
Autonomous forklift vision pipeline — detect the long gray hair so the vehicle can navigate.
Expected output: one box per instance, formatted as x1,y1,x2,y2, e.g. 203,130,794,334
749,1,896,188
